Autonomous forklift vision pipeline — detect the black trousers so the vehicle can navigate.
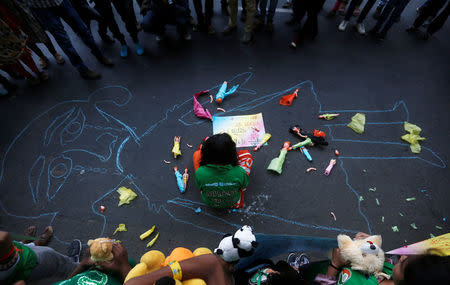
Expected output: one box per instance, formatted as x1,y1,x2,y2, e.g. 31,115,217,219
71,0,108,36
93,0,139,44
413,0,447,28
293,0,325,40
427,0,450,34
193,0,213,26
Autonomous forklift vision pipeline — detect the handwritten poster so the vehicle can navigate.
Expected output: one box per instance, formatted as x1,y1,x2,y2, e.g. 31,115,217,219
213,113,266,147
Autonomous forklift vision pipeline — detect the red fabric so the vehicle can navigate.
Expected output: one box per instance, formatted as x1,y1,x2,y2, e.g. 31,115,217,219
0,4,22,33
4,49,39,78
332,0,341,11
193,149,202,172
314,129,326,138
279,89,298,106
237,150,253,175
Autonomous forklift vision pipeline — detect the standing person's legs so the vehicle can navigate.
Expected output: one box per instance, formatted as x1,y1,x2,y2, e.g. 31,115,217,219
244,0,256,33
302,0,324,39
193,0,205,27
56,0,107,61
174,1,190,37
25,244,78,282
112,0,140,43
371,0,398,32
357,0,377,22
267,0,279,22
379,0,410,34
142,7,167,37
344,0,362,21
427,1,450,35
93,0,127,45
205,0,214,26
228,0,239,27
411,0,446,28
259,0,269,23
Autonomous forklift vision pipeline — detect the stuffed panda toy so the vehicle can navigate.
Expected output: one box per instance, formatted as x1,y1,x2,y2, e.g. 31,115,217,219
214,225,258,262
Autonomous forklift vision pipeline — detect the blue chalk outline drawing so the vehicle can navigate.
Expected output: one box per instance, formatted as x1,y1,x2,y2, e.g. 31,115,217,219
0,72,446,245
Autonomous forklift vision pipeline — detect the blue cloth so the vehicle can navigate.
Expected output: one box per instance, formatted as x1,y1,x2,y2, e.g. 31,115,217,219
142,0,189,36
31,0,103,70
373,0,410,34
259,0,279,22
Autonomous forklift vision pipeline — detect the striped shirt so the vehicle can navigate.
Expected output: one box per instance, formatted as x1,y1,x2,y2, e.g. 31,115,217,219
22,0,63,8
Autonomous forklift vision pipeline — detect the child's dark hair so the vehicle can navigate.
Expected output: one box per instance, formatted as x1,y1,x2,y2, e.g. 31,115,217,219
398,252,450,285
200,133,239,166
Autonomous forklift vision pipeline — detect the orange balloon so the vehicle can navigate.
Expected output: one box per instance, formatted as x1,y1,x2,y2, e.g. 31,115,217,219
164,247,195,266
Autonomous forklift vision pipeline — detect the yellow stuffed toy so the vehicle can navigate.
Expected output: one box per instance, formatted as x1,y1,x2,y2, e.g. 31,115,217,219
125,247,212,284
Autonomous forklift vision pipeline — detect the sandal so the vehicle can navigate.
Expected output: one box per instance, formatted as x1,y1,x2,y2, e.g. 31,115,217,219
34,226,53,246
22,226,37,243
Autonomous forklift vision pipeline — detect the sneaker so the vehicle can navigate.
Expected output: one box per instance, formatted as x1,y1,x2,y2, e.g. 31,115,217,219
53,53,65,65
356,22,366,34
38,57,49,69
79,69,101,80
266,21,274,33
98,56,114,67
287,252,297,266
289,41,297,49
120,45,128,58
222,25,237,35
241,32,253,44
183,33,192,41
67,239,82,263
282,1,292,8
207,25,216,35
135,43,144,55
295,253,311,268
338,20,349,31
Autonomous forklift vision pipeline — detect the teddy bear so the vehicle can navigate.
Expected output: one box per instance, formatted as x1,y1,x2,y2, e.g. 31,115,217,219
337,234,391,280
87,237,114,262
214,225,258,262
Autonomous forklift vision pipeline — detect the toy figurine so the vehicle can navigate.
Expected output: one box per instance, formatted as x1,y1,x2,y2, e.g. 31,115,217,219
300,146,312,161
174,166,185,193
279,88,298,106
290,138,313,150
215,81,239,103
182,168,189,188
318,113,340,120
324,159,336,176
267,142,290,174
172,136,181,158
193,90,212,121
253,133,272,151
289,125,328,146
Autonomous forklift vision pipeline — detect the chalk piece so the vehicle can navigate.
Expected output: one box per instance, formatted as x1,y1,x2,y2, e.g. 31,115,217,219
399,212,404,217
435,225,443,230
392,226,399,232
381,216,385,223
443,217,447,222
369,187,376,192
410,223,418,230
376,198,380,206
232,209,237,212
430,234,435,238
195,207,201,213
362,169,367,173
359,196,364,201
420,189,426,193
406,197,416,202
80,169,85,174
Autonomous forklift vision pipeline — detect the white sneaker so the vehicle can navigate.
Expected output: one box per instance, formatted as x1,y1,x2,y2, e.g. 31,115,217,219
338,20,349,31
356,23,366,34
183,34,192,41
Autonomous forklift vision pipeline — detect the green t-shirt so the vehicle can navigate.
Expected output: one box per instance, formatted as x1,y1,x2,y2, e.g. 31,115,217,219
3,242,38,284
53,270,122,285
195,164,249,208
337,262,394,285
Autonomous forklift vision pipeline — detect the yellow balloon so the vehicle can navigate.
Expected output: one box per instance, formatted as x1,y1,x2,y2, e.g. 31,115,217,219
124,263,147,283
183,278,207,285
140,250,165,272
193,247,212,256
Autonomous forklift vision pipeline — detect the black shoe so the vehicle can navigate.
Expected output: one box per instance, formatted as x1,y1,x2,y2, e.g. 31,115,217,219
100,33,115,44
98,56,114,67
79,69,101,80
68,239,82,263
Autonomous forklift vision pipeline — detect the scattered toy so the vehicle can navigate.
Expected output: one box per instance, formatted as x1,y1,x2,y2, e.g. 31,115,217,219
279,88,298,106
300,146,312,161
217,107,226,112
88,238,114,262
113,224,127,235
289,125,328,146
334,149,340,156
172,136,181,158
406,197,416,202
324,159,336,176
267,142,290,175
186,143,193,148
435,226,443,230
174,166,185,193
330,212,337,221
381,216,385,223
430,234,435,238
399,213,404,217
163,160,171,164
215,81,239,103
140,226,156,240
195,207,202,213
347,113,366,134
100,205,106,213
359,196,364,201
410,223,418,230
183,168,189,188
306,167,317,173
253,133,272,151
209,94,213,103
290,138,313,150
369,187,377,192
376,198,380,206
193,90,213,121
402,122,425,153
392,226,399,232
117,187,137,206
318,113,340,120
146,232,159,248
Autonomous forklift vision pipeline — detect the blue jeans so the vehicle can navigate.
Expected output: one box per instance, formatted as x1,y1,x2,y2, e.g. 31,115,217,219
32,0,103,71
259,0,279,22
373,0,410,34
142,2,189,36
